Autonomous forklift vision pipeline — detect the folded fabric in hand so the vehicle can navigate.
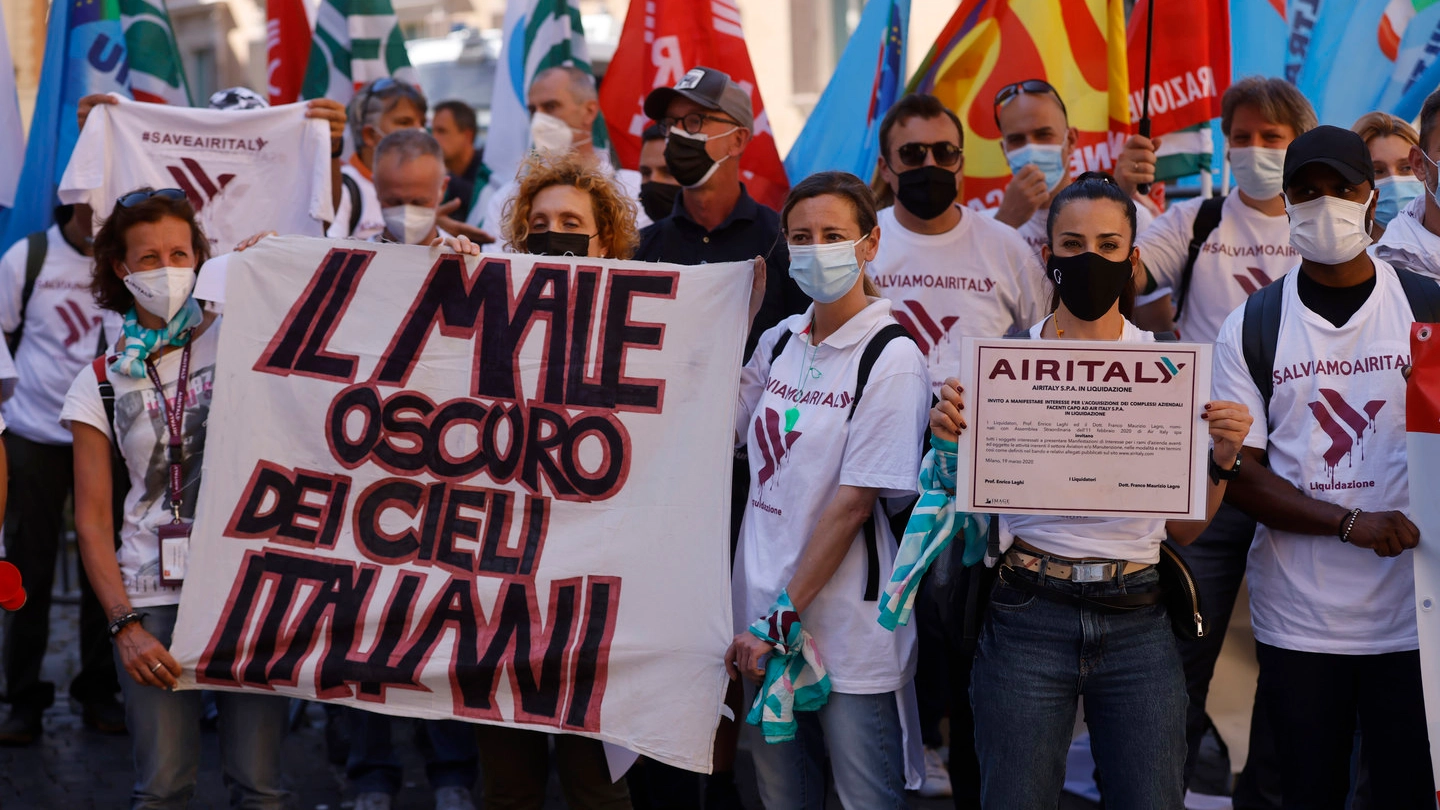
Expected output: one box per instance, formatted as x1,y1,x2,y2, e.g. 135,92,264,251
878,435,989,631
745,590,831,744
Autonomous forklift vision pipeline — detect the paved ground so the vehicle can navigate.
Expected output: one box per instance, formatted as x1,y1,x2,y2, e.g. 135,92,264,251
0,545,1262,809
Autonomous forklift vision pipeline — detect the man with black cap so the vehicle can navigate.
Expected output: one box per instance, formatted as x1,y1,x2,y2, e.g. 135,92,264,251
1211,125,1438,807
636,66,804,360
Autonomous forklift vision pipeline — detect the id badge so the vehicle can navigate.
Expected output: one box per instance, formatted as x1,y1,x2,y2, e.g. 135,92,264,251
158,521,192,586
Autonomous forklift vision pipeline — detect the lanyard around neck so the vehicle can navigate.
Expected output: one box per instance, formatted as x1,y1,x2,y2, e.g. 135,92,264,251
143,335,193,522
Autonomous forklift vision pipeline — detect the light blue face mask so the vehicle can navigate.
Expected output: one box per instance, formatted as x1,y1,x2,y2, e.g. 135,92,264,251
1005,143,1066,192
1375,176,1424,225
788,238,868,303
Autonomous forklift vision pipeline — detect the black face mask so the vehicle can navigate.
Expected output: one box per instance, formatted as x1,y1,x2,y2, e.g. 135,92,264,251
664,132,722,188
526,231,593,257
894,165,959,221
640,181,682,221
1047,251,1133,321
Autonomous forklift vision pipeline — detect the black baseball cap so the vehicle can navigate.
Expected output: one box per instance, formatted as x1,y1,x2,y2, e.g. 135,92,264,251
643,66,754,130
1283,125,1376,189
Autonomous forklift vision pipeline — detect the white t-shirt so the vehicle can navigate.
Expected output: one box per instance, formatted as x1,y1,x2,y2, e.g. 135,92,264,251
734,299,929,693
1139,193,1295,344
996,318,1167,564
60,320,221,608
868,206,1048,392
1373,193,1440,280
1212,260,1420,654
987,201,1154,259
328,162,385,240
479,155,648,252
59,96,334,254
0,227,117,444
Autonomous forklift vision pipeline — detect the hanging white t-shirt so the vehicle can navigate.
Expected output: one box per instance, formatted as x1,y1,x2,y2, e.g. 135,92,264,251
60,320,221,608
1373,193,1440,280
479,154,649,252
868,206,1048,392
995,318,1167,564
59,96,334,254
733,299,929,693
327,161,385,240
1138,193,1295,344
1212,260,1421,655
985,200,1154,259
0,227,119,444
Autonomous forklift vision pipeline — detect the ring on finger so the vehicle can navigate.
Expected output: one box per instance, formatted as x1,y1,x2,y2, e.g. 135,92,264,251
150,661,164,673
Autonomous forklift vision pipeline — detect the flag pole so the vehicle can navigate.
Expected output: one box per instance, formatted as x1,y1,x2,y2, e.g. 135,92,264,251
1136,0,1156,196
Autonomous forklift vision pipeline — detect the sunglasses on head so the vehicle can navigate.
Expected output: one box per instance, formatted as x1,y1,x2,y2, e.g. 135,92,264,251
116,188,188,208
892,141,963,168
993,79,1068,125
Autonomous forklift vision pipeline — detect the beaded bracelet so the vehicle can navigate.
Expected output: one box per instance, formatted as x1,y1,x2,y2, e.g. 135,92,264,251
1338,508,1362,543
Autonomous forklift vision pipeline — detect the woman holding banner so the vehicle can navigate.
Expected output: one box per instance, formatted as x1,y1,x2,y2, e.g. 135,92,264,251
927,173,1253,810
724,171,930,809
62,188,291,808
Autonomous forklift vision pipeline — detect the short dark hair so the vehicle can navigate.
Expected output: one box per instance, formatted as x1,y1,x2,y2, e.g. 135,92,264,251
1044,172,1136,318
91,188,211,314
1419,89,1440,153
642,123,667,143
878,93,963,162
433,100,477,135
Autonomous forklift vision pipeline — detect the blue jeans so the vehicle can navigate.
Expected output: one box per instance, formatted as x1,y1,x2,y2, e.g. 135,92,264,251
970,566,1186,810
749,690,908,810
115,604,291,809
346,709,478,795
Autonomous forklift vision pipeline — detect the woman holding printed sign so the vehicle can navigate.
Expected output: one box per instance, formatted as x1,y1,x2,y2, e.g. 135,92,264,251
928,173,1253,810
62,188,291,808
724,171,930,809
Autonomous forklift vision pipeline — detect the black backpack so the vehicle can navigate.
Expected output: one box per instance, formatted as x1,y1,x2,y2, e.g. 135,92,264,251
341,173,364,237
768,322,926,601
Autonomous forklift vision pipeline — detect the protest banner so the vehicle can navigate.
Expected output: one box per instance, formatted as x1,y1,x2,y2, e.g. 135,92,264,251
1405,321,1440,793
169,237,748,773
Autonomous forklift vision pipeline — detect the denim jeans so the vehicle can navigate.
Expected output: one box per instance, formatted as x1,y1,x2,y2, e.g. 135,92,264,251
115,604,291,809
345,709,478,795
970,566,1186,810
748,689,908,810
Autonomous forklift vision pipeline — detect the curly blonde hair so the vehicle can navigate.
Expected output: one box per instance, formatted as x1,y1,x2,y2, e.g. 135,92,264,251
503,153,640,259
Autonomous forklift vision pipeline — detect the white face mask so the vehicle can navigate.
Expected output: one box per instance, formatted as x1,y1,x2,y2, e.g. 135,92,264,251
123,266,196,322
381,204,438,245
1285,192,1375,265
530,111,576,156
1229,146,1287,200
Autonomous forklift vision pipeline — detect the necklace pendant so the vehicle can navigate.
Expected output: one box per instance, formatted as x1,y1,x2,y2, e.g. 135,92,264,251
784,407,800,432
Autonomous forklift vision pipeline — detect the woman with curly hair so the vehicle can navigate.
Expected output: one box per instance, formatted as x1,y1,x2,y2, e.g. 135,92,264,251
502,151,641,259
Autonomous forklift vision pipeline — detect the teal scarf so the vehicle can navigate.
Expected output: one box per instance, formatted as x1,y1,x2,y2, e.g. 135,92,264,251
109,299,204,379
745,590,831,744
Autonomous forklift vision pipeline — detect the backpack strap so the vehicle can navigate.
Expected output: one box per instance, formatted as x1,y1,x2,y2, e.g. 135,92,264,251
92,355,124,463
1395,266,1440,324
768,327,794,366
1174,195,1226,321
341,173,363,236
8,231,48,354
1241,274,1286,421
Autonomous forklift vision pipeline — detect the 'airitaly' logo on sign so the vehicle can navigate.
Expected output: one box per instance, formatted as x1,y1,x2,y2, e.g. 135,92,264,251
165,159,234,213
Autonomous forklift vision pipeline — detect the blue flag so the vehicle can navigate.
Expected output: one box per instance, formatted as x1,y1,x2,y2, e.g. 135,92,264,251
1229,0,1288,81
1296,0,1394,125
2,0,132,251
784,0,907,184
1376,2,1440,121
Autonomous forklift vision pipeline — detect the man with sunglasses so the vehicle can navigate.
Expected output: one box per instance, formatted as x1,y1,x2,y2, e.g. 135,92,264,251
990,79,1157,253
869,93,1046,395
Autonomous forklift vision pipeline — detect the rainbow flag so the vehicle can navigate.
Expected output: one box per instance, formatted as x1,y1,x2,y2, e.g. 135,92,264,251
908,0,1130,209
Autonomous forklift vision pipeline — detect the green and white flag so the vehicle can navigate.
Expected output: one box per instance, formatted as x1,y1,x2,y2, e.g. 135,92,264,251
469,0,609,227
1154,122,1214,184
121,0,191,105
302,0,418,104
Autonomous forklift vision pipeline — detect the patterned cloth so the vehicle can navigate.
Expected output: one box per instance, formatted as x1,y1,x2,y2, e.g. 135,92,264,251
878,436,989,631
109,299,203,379
745,590,831,744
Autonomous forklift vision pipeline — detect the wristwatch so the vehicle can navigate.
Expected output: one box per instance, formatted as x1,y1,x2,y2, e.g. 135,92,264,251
1209,451,1241,485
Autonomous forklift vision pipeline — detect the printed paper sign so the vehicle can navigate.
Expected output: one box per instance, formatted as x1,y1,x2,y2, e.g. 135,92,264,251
956,337,1213,520
169,237,749,773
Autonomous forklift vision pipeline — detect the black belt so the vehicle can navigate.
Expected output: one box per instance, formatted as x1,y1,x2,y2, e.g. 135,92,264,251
997,565,1162,613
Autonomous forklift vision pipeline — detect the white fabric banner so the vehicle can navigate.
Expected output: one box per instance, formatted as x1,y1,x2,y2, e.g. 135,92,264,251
170,237,746,772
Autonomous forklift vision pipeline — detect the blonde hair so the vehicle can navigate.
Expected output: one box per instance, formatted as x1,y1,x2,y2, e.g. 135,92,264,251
1352,111,1419,148
503,153,640,259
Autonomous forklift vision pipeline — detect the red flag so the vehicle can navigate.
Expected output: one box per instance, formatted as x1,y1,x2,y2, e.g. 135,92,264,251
599,0,790,211
267,0,311,107
1126,0,1230,136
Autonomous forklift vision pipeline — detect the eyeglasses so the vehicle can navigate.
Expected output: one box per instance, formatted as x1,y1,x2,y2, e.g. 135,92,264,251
661,112,742,135
993,79,1068,125
116,188,188,208
893,141,963,168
